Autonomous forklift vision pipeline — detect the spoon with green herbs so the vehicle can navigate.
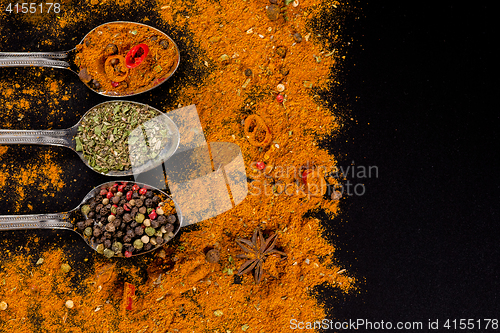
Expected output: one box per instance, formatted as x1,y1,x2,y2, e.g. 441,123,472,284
0,181,182,258
0,101,180,176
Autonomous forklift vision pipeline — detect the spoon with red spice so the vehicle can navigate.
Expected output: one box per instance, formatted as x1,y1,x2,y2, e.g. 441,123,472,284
0,181,183,258
0,21,180,97
0,100,180,176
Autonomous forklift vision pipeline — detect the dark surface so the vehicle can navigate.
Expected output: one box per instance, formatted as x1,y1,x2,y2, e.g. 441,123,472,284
1,1,498,331
320,2,498,329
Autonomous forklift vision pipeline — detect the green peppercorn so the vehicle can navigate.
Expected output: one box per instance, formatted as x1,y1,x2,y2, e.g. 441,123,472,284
103,248,115,258
145,227,156,237
96,244,105,254
81,204,91,216
135,213,145,224
84,227,92,237
112,242,123,252
111,205,117,215
133,239,144,249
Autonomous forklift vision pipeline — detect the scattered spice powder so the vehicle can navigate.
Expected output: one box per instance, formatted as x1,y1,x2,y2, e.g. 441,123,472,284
0,0,357,331
0,150,65,212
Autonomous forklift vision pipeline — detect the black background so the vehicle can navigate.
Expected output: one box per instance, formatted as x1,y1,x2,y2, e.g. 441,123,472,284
1,1,498,331
325,1,499,330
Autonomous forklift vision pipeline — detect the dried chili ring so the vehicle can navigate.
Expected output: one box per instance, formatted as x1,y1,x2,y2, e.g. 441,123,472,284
104,55,129,82
244,115,272,147
125,44,149,68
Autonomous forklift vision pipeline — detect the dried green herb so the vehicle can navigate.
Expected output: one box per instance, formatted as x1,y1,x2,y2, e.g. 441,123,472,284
75,101,172,173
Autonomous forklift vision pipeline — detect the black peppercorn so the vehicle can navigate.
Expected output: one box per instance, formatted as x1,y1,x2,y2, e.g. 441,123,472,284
157,215,167,225
93,227,102,237
123,213,132,223
139,206,147,215
116,207,125,216
159,39,169,49
134,226,144,236
151,220,160,229
105,223,115,233
164,223,174,233
76,221,86,230
146,190,154,198
206,249,220,263
135,199,144,207
104,43,118,56
167,215,177,224
104,239,112,248
145,199,153,208
131,207,139,216
92,80,101,90
85,219,94,227
113,218,121,227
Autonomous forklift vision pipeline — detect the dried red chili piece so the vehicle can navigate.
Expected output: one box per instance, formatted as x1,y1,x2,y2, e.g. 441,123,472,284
123,282,135,310
125,44,149,68
148,209,157,220
244,115,272,147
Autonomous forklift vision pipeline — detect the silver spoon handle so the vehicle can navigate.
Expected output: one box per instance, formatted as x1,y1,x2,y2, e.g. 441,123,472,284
0,128,75,149
0,51,68,59
0,213,73,230
0,57,70,69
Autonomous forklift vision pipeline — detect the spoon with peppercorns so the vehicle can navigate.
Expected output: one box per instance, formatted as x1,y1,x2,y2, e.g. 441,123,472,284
0,181,183,258
0,21,180,97
0,100,180,176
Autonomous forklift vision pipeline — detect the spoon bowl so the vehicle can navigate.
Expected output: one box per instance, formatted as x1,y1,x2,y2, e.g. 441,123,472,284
0,181,183,258
0,21,180,97
0,100,180,176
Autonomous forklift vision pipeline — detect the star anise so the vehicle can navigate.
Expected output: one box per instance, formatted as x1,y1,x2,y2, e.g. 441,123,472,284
235,228,286,283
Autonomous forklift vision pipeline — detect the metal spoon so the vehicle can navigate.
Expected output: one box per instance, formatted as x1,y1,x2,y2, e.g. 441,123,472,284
0,21,180,97
0,181,182,258
0,100,180,176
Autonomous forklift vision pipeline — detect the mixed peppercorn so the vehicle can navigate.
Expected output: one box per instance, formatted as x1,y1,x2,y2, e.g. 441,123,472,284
75,182,180,258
